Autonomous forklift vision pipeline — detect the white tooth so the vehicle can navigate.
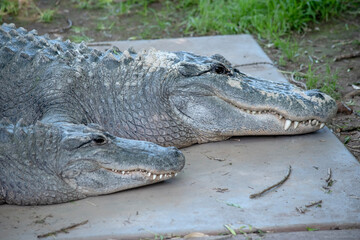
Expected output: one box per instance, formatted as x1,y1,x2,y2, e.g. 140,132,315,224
114,170,118,173
159,174,163,179
308,120,312,125
153,175,157,180
294,121,299,129
279,115,283,119
175,173,178,177
320,123,325,129
284,119,292,130
252,111,256,114
112,169,115,172
246,110,251,114
164,174,168,177
147,172,151,176
258,111,262,114
122,171,125,174
311,120,317,126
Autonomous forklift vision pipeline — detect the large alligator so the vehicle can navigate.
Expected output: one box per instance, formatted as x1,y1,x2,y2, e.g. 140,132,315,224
0,23,337,205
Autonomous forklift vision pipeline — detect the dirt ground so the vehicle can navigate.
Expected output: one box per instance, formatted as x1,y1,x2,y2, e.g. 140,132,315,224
3,0,360,161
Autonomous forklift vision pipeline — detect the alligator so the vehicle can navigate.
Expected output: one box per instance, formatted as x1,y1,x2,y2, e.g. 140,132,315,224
0,120,184,205
0,23,337,205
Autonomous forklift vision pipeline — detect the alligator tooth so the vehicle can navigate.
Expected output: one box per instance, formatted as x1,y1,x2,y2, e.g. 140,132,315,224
311,120,318,126
279,115,283,120
246,110,251,114
294,121,299,129
114,170,118,173
112,169,115,172
122,171,125,174
320,123,325,129
252,111,256,114
175,173,178,177
284,119,292,130
153,175,157,180
164,174,168,177
147,172,151,176
159,174,163,179
258,111,262,114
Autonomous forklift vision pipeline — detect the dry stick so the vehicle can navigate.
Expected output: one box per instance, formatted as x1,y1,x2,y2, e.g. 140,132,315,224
289,72,307,90
48,18,73,34
37,220,88,238
325,168,332,183
344,89,360,99
87,43,113,47
349,148,360,153
334,51,360,61
250,165,292,199
305,200,322,208
233,62,274,68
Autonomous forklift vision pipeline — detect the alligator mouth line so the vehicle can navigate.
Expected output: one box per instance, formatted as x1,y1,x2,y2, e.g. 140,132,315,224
220,97,326,131
236,107,325,131
103,167,178,180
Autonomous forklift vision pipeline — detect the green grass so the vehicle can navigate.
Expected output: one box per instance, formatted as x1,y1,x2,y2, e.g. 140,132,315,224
304,64,340,100
0,0,19,21
183,0,357,39
73,0,113,9
39,9,55,23
69,34,93,43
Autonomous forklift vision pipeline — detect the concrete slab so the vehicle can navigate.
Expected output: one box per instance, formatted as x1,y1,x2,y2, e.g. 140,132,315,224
1,35,359,240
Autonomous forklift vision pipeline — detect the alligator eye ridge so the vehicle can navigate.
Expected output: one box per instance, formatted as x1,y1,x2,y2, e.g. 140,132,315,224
213,64,228,74
93,135,107,145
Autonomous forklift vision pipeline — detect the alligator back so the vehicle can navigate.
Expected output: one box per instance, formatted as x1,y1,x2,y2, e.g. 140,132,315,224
0,23,103,124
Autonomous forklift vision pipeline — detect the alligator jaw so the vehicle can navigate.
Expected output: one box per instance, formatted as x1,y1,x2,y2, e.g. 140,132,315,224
224,100,327,132
103,167,179,181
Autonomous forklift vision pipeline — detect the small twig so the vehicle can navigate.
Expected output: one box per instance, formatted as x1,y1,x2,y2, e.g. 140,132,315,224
213,188,229,193
234,61,274,68
37,220,88,238
48,18,72,34
349,148,360,153
205,154,226,162
296,207,308,214
325,168,332,183
344,89,360,99
87,43,113,47
289,72,307,89
349,195,360,199
334,51,360,61
305,200,322,208
250,165,292,199
296,200,322,214
278,69,307,77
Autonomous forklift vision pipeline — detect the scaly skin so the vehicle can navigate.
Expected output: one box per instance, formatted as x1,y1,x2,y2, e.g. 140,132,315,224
0,120,184,205
0,23,337,204
0,23,337,148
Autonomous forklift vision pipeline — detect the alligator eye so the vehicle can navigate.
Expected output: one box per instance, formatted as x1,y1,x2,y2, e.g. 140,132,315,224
213,64,228,74
93,135,107,145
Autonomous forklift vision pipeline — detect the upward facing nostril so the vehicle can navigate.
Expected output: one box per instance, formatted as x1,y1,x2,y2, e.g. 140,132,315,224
306,90,325,100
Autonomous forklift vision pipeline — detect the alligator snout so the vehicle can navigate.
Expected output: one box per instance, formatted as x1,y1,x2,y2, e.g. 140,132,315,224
163,146,186,172
305,89,326,100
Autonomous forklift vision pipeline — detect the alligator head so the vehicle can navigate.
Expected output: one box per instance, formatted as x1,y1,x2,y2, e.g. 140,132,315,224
106,49,337,148
169,52,337,143
0,121,184,205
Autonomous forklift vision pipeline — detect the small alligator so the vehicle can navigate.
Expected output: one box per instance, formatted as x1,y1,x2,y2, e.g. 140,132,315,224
0,120,184,205
0,23,337,205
